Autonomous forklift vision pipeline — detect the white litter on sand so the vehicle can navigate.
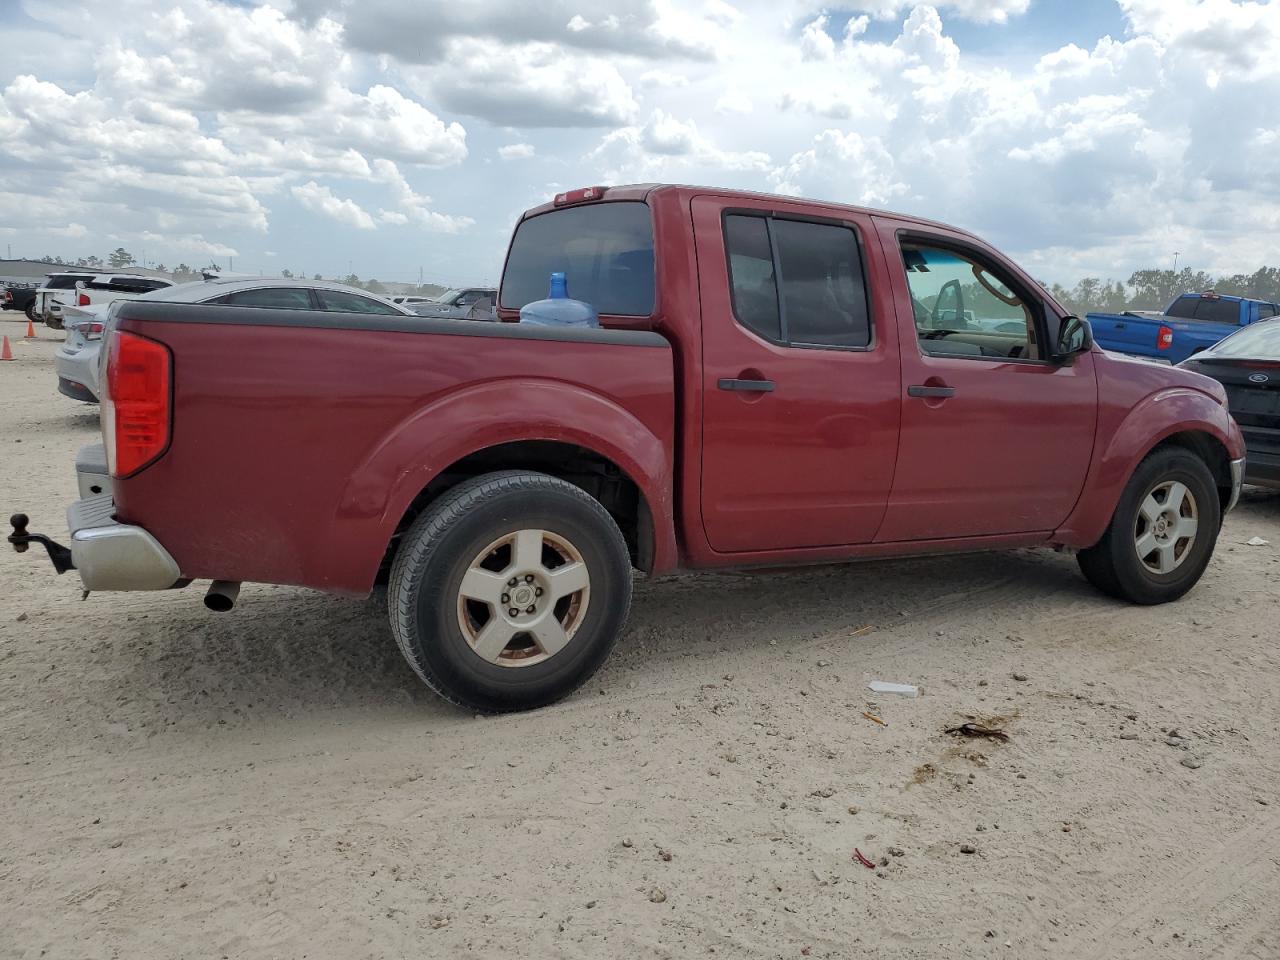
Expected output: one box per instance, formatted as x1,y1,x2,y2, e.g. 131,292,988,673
868,680,919,698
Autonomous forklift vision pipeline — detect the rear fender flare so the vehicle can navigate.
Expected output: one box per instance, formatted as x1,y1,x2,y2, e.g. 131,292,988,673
336,378,676,574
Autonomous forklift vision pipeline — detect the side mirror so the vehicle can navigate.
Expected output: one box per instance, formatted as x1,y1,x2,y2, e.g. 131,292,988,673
1054,314,1092,360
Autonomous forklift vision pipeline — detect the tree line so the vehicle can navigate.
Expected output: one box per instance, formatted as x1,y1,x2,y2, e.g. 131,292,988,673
1045,266,1280,317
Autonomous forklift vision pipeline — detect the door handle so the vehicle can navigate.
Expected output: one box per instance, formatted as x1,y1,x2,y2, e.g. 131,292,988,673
718,378,775,393
907,384,956,399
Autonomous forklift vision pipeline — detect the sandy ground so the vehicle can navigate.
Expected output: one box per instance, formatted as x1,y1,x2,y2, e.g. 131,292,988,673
2,323,1279,960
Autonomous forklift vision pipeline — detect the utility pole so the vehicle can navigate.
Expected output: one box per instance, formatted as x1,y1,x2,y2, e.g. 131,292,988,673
1172,251,1180,272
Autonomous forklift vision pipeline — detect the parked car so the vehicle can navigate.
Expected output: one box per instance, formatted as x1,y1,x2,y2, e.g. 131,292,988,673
1178,318,1280,489
390,295,436,306
33,272,174,330
32,271,97,329
10,184,1245,713
3,283,39,319
52,277,415,404
410,287,497,319
1089,292,1279,365
54,302,112,402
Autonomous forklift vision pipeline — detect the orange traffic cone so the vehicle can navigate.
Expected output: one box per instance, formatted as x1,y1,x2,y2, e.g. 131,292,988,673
24,317,36,339
1,335,14,361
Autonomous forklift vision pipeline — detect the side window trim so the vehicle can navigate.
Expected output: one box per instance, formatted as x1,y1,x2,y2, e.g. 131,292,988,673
896,230,1051,366
722,207,875,353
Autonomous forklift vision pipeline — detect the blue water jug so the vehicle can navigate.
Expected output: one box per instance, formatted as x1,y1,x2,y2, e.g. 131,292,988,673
519,272,599,328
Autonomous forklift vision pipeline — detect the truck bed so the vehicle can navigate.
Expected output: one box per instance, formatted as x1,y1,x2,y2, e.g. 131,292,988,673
109,301,675,594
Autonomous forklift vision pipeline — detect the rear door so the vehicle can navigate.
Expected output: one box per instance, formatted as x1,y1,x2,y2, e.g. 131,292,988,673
694,196,902,552
874,218,1098,541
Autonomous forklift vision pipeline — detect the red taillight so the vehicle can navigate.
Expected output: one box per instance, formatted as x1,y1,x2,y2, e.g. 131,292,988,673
1157,326,1174,350
553,185,608,206
77,292,90,306
78,320,105,340
103,330,171,478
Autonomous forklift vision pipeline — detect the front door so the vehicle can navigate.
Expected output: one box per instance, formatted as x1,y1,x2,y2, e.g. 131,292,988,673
694,196,902,553
873,219,1098,542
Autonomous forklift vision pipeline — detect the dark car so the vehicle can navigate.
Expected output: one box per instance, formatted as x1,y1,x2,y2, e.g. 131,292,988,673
3,284,39,319
1180,318,1280,488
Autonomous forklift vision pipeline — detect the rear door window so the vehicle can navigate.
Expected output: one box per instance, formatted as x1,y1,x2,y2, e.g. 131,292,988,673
218,287,315,310
315,289,402,315
500,201,655,316
46,275,86,290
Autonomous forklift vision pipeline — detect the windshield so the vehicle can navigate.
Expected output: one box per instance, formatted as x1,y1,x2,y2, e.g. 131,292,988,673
500,201,655,316
432,289,462,304
1201,318,1280,359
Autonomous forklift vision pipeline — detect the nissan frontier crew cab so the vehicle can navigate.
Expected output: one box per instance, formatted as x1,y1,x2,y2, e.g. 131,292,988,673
9,184,1246,712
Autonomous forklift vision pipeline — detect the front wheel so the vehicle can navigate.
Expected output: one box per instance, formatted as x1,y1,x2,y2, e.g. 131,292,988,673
388,471,633,712
1077,447,1220,604
24,301,36,323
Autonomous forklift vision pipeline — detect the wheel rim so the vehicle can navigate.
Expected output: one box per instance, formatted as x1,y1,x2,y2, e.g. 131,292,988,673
455,529,591,668
1134,480,1199,575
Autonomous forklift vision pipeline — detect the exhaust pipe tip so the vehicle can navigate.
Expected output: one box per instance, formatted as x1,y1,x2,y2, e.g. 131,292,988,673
204,580,241,612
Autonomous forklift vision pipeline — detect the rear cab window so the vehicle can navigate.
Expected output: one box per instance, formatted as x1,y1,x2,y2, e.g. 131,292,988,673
1167,296,1240,324
500,201,655,317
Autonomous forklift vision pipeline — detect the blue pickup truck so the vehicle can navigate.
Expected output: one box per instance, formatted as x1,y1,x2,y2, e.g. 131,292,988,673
1088,292,1279,365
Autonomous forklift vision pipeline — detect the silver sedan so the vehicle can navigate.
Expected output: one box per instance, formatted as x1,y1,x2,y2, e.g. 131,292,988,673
55,277,415,404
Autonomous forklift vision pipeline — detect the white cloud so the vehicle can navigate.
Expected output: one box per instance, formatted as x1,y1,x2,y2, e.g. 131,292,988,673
498,143,536,160
425,41,639,127
769,129,908,205
799,15,836,60
588,109,772,181
291,0,730,63
715,90,754,114
4,0,1280,286
850,0,1030,24
370,160,475,233
292,181,376,230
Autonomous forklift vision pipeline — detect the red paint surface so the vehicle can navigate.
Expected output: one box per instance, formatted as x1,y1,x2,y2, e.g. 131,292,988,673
114,185,1245,595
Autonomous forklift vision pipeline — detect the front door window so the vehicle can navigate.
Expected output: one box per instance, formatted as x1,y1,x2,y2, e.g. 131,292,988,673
901,244,1040,361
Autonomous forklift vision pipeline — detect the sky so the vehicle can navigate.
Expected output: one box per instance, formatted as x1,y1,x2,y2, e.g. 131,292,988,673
1,0,1278,287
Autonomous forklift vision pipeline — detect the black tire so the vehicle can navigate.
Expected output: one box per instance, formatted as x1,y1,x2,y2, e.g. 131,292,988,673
388,470,633,712
1077,447,1221,604
45,315,62,330
24,301,36,323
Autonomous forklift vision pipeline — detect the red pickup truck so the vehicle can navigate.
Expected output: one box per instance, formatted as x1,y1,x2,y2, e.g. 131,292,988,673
10,184,1246,712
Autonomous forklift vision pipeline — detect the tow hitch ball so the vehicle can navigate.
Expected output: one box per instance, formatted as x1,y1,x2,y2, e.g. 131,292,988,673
8,513,76,574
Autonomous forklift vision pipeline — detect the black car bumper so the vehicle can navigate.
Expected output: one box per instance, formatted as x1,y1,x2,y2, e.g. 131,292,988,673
1243,424,1280,489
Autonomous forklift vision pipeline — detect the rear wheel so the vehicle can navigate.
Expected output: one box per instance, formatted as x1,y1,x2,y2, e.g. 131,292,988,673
388,471,633,712
1077,447,1220,604
24,301,36,323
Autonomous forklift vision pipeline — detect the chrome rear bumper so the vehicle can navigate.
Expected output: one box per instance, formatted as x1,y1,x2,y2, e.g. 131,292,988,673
67,494,182,591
